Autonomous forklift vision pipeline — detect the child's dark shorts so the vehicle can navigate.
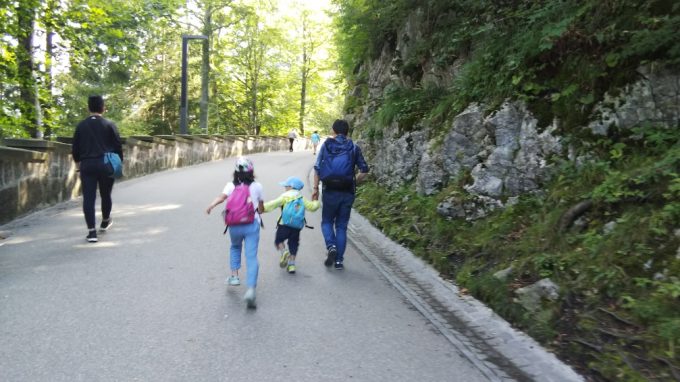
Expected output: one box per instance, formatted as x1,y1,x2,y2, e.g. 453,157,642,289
275,225,302,255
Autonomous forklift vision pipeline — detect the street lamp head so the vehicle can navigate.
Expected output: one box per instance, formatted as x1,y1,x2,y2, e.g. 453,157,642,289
182,35,208,40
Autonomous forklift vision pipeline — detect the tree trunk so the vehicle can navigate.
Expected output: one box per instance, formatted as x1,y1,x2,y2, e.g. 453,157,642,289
299,47,307,136
17,3,40,138
211,77,219,133
298,13,315,136
199,4,211,133
250,73,258,135
43,0,56,139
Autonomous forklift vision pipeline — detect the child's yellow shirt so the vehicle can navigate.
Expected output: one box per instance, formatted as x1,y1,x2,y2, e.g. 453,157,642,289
263,189,320,213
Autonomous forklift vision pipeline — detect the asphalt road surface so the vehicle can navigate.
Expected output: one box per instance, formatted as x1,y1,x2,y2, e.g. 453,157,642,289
1,151,491,382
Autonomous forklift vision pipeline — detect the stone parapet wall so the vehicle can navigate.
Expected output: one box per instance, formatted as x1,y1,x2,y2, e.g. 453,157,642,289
0,135,310,225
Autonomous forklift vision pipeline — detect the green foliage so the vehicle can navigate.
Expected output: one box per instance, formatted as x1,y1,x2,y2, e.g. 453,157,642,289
373,85,447,132
355,125,680,380
338,2,680,375
1,0,342,139
335,0,680,135
332,0,413,78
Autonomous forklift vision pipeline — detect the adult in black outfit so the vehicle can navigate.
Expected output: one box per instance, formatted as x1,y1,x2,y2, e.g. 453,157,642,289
71,95,123,243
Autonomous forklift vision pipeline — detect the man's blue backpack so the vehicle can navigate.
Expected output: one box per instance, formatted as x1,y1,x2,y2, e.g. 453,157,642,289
318,142,355,191
280,196,306,229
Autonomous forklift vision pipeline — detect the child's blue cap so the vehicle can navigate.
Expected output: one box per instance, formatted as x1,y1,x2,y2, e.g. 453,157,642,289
279,176,304,190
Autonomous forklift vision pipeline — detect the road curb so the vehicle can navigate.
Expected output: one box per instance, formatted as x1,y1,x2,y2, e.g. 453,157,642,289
348,212,584,382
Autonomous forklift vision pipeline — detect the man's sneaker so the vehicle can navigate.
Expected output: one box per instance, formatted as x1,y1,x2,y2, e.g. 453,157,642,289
244,288,256,309
99,218,113,232
334,261,344,270
86,230,98,243
279,250,290,268
324,246,337,267
287,264,296,274
227,276,240,286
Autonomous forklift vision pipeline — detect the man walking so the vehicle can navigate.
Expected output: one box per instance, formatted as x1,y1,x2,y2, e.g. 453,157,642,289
311,119,369,269
71,95,123,243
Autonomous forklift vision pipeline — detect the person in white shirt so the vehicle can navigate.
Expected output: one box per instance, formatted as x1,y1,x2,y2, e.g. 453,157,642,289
206,156,264,308
287,129,298,152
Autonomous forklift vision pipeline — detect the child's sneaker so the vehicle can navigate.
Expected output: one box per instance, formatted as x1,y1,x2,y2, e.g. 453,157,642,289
324,246,337,267
86,230,98,243
227,276,240,286
279,249,290,268
99,218,113,232
334,261,344,270
287,264,296,274
244,288,256,309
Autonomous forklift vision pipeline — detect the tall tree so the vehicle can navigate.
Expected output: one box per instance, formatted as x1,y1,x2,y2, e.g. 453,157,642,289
118,14,183,136
0,0,342,139
0,0,20,137
243,14,266,135
16,0,41,138
221,4,281,135
200,3,212,133
41,0,60,138
298,10,311,135
295,7,332,135
288,1,341,135
55,0,181,131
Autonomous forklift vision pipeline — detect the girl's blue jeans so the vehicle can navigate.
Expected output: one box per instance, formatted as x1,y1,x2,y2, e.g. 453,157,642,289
228,220,260,288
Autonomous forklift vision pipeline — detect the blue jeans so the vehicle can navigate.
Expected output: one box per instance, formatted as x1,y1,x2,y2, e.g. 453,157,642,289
228,220,261,288
321,190,355,262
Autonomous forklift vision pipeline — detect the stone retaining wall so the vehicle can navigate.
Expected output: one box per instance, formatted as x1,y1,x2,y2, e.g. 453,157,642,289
0,135,310,225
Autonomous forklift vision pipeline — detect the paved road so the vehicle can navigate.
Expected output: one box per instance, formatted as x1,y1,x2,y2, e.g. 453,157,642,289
1,151,490,382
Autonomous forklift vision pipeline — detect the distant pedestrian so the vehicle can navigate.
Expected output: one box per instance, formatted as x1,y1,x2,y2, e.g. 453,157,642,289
71,95,123,243
287,129,297,152
310,131,321,155
312,119,369,270
263,176,320,274
206,157,264,309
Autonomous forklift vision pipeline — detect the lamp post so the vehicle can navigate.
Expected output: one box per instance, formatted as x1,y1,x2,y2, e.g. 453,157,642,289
179,34,208,135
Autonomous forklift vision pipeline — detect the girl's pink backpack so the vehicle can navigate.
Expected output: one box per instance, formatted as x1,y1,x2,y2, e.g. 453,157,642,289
224,184,255,227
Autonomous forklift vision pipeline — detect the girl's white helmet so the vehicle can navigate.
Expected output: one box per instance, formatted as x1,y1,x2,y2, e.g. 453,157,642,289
234,156,254,172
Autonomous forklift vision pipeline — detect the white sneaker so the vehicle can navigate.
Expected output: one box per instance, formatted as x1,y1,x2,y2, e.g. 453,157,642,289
226,276,240,286
244,288,256,309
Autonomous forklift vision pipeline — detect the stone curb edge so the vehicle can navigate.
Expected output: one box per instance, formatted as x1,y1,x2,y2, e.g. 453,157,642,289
347,211,584,382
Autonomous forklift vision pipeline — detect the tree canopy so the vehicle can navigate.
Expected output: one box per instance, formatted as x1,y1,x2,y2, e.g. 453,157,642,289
0,0,342,138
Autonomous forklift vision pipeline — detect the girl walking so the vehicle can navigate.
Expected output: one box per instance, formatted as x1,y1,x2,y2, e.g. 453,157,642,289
206,157,264,309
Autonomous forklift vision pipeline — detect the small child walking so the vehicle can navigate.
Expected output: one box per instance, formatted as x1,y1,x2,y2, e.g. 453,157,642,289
206,157,264,309
264,176,320,274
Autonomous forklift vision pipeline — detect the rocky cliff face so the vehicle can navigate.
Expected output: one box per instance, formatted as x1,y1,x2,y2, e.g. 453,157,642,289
348,12,680,221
